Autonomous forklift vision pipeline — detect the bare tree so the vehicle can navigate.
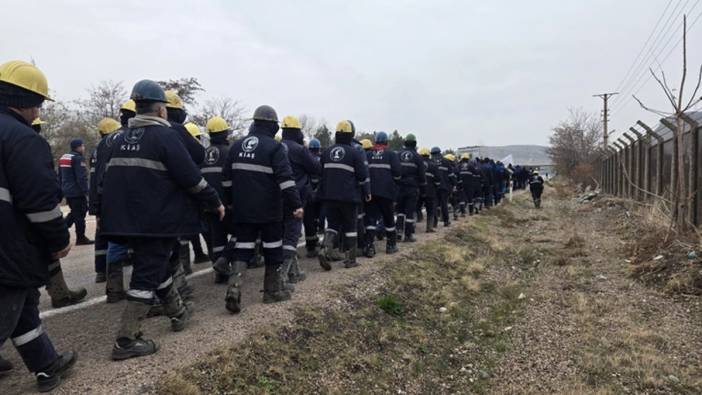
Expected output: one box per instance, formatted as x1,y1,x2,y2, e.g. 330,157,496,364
158,77,204,105
299,114,319,138
81,80,127,122
547,108,603,185
191,97,248,137
633,15,702,231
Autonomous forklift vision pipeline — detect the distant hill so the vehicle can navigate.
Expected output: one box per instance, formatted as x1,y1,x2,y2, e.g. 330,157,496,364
456,145,551,166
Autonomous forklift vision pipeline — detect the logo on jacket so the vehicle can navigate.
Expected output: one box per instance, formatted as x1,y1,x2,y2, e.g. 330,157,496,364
330,146,346,162
242,136,259,153
401,151,413,162
124,128,145,145
205,146,220,165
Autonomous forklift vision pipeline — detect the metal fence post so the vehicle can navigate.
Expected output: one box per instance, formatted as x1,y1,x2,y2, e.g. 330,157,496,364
637,121,664,197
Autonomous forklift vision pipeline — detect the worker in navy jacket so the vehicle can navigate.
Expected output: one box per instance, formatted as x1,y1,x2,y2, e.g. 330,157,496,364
396,134,425,242
59,138,92,245
363,131,400,257
0,60,77,392
220,105,303,315
280,115,321,286
99,80,223,361
317,120,370,270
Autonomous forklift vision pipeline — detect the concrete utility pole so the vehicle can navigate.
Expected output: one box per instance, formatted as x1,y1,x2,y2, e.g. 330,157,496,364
593,92,618,149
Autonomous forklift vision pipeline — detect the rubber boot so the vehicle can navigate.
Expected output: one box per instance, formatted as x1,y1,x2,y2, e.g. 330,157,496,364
172,260,193,301
0,354,13,375
225,261,247,314
112,300,159,361
306,245,319,258
426,217,435,233
46,268,87,309
363,241,376,258
179,241,193,276
213,256,232,284
386,231,399,254
404,221,417,243
35,351,78,393
396,215,405,242
344,244,360,268
318,229,338,271
161,287,193,332
106,260,126,304
280,256,295,292
288,255,307,283
262,264,292,304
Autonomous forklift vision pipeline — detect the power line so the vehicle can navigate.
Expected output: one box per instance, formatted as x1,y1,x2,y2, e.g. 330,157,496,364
614,0,675,94
613,0,694,106
612,3,702,119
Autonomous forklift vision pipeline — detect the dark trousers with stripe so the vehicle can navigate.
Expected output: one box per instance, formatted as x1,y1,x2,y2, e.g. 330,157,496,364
205,212,229,261
125,237,176,303
364,196,396,242
94,229,108,274
233,222,283,267
437,189,450,224
396,186,418,236
0,286,58,372
324,201,357,251
283,215,303,258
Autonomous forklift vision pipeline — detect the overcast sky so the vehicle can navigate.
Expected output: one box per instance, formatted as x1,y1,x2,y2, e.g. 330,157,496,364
3,0,701,148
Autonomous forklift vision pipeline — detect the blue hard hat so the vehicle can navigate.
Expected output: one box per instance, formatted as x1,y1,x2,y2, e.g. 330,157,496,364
130,79,167,103
375,131,388,144
431,146,441,154
70,139,83,150
308,138,321,150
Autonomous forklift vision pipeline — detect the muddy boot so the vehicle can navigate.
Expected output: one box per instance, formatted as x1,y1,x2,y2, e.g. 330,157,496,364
386,231,399,254
35,351,78,393
344,245,360,269
247,249,265,269
161,287,193,332
112,300,159,360
363,242,376,258
0,354,13,375
225,261,247,314
193,252,209,264
172,261,193,301
262,264,292,304
306,245,319,258
318,229,338,271
280,256,295,292
95,272,107,283
396,215,405,242
288,255,307,283
46,267,87,309
106,260,126,304
213,256,232,284
178,241,192,275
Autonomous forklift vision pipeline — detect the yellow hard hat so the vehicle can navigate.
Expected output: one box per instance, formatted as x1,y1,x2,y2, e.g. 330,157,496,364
184,122,202,137
444,153,455,162
360,139,373,150
120,99,136,113
275,132,282,142
32,117,47,126
419,147,430,157
281,115,301,129
97,117,121,135
336,120,354,134
206,116,229,134
460,153,470,160
0,60,52,100
165,90,184,109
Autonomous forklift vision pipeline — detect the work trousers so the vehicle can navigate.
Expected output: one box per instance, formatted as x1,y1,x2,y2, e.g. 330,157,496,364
233,222,283,267
323,201,357,251
303,200,321,251
0,287,58,372
437,189,450,224
94,229,107,274
364,196,396,243
396,186,418,237
124,237,176,304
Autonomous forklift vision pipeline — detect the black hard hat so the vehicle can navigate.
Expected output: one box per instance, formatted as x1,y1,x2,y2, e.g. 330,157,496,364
130,79,167,103
253,105,279,122
431,146,441,154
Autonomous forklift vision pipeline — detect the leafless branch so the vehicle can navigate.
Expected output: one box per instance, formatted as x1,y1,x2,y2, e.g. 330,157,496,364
632,95,673,117
684,63,702,110
653,68,679,109
678,15,688,112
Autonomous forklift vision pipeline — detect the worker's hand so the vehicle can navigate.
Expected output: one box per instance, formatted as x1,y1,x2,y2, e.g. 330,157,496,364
365,194,372,202
293,208,304,219
216,204,226,221
52,243,72,259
